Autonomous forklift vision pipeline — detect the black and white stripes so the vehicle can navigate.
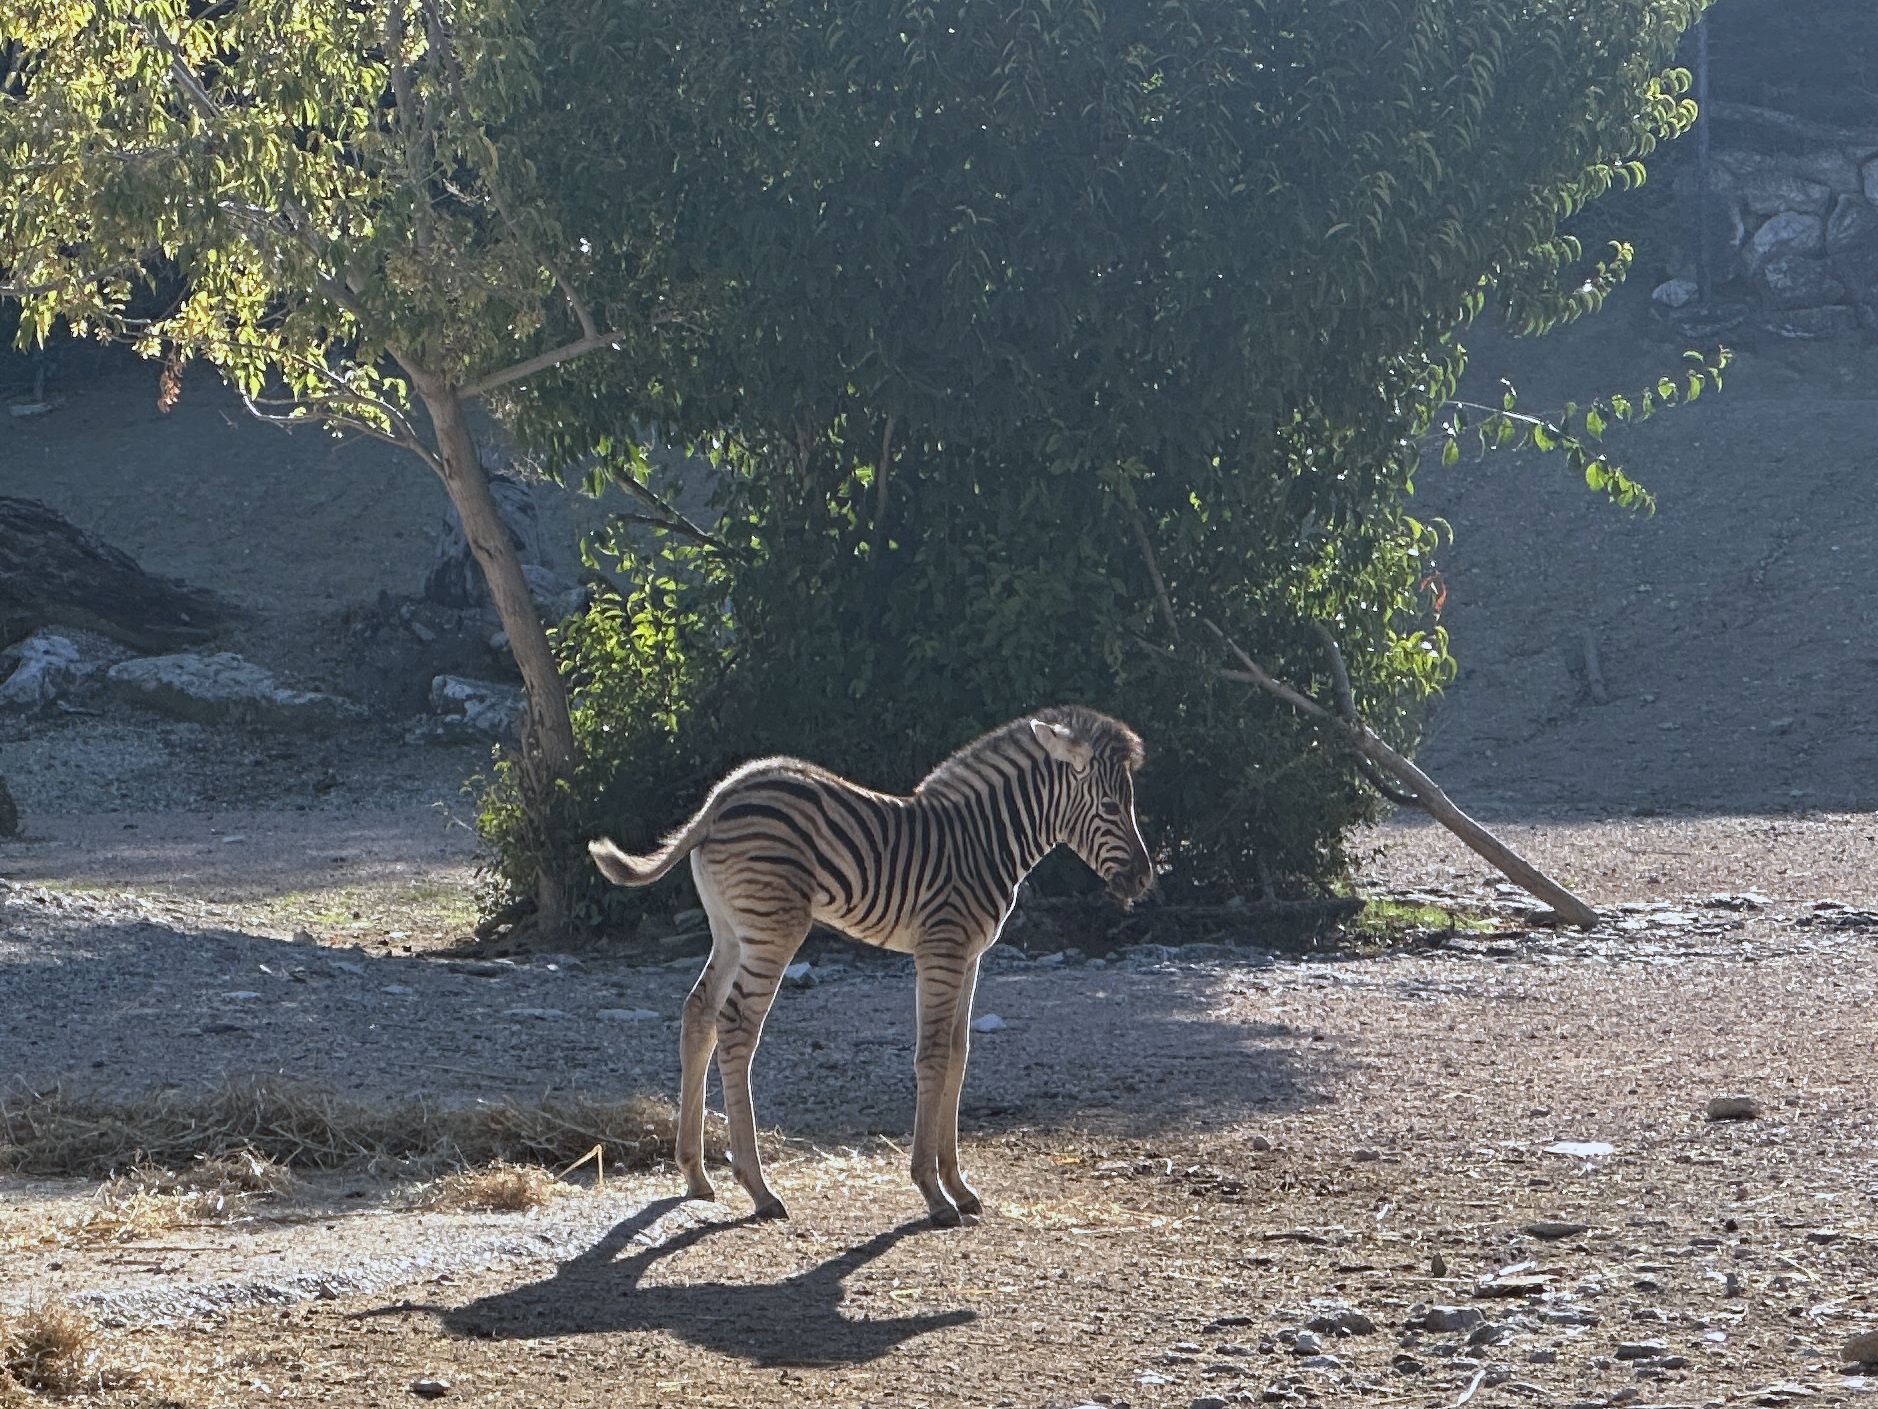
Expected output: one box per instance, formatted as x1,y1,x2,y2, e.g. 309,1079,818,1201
589,705,1151,1226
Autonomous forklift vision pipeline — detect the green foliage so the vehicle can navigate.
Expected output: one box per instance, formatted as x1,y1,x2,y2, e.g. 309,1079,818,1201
473,0,1716,917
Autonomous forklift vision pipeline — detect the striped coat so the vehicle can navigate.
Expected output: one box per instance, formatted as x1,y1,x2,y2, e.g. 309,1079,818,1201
590,705,1150,1225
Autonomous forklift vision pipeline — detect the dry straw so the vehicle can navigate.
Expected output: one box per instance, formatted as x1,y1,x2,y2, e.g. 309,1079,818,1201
0,1076,687,1180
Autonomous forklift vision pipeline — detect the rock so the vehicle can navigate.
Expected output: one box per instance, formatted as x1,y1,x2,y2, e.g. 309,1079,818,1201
783,961,817,988
1716,152,1835,215
107,652,363,732
1189,1399,1228,1409
970,1013,1006,1033
1744,212,1826,272
1422,1307,1483,1334
1764,304,1861,340
1524,1219,1589,1240
1754,255,1846,310
1390,1355,1426,1376
1249,1134,1273,1152
445,960,513,977
424,474,540,608
1845,1329,1878,1365
1706,1094,1763,1121
410,1378,451,1399
0,631,88,708
1616,1340,1667,1360
1305,1303,1375,1336
1527,1348,1558,1365
428,674,525,740
1351,1147,1382,1162
1827,194,1878,252
1651,277,1699,309
520,563,589,622
1544,1140,1615,1159
0,777,17,838
1290,1331,1323,1356
596,1008,660,1022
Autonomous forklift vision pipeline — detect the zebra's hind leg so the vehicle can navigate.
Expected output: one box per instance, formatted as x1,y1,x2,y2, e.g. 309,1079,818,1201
910,944,974,1227
713,909,808,1220
677,853,740,1201
936,952,985,1216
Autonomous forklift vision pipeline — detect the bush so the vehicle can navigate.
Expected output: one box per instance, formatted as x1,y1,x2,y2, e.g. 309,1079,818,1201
481,0,1708,927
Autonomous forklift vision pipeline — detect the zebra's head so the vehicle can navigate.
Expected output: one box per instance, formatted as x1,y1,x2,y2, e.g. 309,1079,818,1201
1029,709,1152,905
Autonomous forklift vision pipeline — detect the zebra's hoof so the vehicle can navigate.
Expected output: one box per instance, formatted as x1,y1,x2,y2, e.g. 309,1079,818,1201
927,1202,963,1229
753,1197,790,1221
683,1174,717,1202
952,1189,983,1217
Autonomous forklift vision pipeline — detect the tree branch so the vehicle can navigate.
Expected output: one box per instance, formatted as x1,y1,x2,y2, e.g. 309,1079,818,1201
869,414,896,561
461,330,626,400
606,468,736,556
1309,621,1423,807
1206,619,1599,929
1129,503,1180,642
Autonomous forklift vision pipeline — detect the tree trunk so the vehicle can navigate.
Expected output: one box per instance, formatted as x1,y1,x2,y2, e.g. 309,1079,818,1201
414,376,578,935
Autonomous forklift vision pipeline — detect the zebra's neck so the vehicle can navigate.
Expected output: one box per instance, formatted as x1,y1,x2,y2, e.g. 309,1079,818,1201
916,741,1065,897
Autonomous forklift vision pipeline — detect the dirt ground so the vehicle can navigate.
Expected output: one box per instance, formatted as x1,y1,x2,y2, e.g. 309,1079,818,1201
4,283,1878,1407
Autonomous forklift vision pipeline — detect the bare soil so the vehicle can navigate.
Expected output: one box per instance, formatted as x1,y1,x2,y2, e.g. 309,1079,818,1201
3,295,1878,1407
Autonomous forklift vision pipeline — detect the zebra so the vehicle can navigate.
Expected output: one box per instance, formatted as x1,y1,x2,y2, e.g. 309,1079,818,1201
588,705,1151,1227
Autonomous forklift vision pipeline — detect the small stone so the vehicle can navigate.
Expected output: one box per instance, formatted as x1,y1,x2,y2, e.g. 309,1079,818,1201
1544,1140,1615,1159
1706,1095,1762,1121
783,961,816,988
411,1378,450,1398
1290,1331,1323,1356
970,1013,1006,1033
1845,1328,1878,1364
1390,1355,1426,1376
1423,1306,1484,1334
1524,1219,1589,1240
1249,1134,1273,1152
1298,1355,1343,1371
1527,1348,1558,1365
596,1008,660,1022
1351,1147,1382,1162
1616,1340,1667,1361
1189,1399,1228,1409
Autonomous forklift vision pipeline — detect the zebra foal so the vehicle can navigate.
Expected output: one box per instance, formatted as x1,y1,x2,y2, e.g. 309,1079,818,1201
589,705,1151,1226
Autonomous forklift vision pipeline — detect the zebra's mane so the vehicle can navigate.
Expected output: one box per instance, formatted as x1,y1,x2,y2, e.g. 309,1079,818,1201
916,705,1144,793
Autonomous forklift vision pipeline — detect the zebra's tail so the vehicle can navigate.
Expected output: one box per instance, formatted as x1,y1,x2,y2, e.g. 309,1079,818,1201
588,798,719,888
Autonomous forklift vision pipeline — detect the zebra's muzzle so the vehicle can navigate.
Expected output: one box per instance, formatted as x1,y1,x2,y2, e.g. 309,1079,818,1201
1105,864,1153,908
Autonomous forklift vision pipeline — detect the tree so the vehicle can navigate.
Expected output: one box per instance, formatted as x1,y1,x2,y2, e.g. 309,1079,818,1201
474,0,1718,917
0,0,678,929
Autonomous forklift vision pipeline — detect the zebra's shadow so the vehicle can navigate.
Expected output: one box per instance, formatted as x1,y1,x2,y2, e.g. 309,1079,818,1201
438,1198,974,1366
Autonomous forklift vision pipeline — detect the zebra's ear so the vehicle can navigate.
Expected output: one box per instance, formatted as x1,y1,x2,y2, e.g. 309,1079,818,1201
1030,719,1093,771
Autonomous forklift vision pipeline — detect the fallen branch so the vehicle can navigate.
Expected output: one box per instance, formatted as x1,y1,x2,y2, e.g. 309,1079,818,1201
1205,620,1599,929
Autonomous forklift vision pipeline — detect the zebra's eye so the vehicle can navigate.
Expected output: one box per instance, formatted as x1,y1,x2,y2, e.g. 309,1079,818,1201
1098,797,1122,819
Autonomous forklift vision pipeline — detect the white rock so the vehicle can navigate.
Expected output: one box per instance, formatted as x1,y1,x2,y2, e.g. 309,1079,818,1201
1544,1140,1615,1159
0,632,87,708
783,961,816,988
221,990,262,1001
1651,277,1699,309
1744,211,1826,273
107,652,363,732
970,1013,1007,1033
429,674,525,739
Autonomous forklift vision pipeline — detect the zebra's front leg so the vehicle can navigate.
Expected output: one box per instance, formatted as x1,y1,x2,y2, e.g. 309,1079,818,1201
936,952,984,1216
714,934,801,1219
911,946,972,1227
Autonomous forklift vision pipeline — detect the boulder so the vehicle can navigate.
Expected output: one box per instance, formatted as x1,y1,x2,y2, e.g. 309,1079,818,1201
520,564,590,623
1715,152,1832,216
1744,212,1825,273
0,632,86,709
428,674,525,740
1827,194,1878,253
106,653,364,732
1651,278,1699,309
423,475,541,609
1763,305,1861,340
1754,255,1846,310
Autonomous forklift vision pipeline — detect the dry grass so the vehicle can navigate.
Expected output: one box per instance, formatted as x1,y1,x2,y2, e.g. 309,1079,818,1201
6,1149,296,1249
0,1076,687,1181
412,1161,568,1213
0,1304,136,1398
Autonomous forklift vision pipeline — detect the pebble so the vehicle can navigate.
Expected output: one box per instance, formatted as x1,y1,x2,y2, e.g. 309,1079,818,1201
1524,1219,1589,1240
1391,1355,1427,1375
1249,1134,1273,1152
783,962,816,988
1706,1094,1763,1121
1189,1397,1228,1409
1527,1349,1558,1365
1616,1340,1667,1360
1846,1329,1878,1364
1423,1306,1484,1333
410,1379,450,1399
1304,1304,1375,1336
596,1008,660,1022
1351,1147,1382,1162
970,1013,1007,1033
1544,1140,1616,1159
